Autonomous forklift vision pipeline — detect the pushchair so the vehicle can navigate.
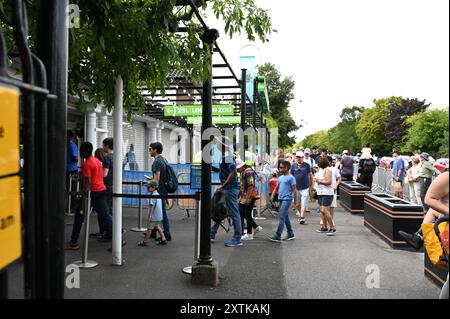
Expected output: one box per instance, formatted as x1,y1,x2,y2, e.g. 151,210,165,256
423,215,449,270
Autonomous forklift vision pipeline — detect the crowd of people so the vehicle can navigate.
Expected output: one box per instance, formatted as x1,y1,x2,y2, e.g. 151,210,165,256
64,132,447,298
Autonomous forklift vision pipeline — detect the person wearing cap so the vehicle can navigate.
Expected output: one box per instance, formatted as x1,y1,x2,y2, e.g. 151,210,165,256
303,148,315,168
392,149,406,198
138,180,167,246
210,136,243,247
419,152,441,211
291,151,314,224
236,159,262,240
339,150,355,182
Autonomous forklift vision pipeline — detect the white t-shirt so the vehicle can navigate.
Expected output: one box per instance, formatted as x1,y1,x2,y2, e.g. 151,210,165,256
330,166,341,189
316,168,334,196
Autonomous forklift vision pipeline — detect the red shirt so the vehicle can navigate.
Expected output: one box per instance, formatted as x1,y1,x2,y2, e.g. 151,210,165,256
82,156,106,192
269,177,278,195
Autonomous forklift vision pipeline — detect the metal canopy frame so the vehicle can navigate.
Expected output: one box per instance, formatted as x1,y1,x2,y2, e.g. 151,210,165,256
135,42,264,130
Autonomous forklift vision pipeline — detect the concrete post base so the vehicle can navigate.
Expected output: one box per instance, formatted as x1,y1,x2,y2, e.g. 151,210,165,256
191,260,219,287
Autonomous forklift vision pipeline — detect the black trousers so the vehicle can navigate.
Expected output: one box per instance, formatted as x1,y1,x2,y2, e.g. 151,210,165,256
420,177,432,211
239,200,258,235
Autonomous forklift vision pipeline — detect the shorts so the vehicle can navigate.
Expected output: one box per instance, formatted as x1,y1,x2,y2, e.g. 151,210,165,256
317,195,334,207
295,188,310,207
331,193,338,208
147,220,163,229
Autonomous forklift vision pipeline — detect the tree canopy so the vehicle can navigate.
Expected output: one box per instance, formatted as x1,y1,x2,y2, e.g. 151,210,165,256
257,62,299,149
0,0,272,117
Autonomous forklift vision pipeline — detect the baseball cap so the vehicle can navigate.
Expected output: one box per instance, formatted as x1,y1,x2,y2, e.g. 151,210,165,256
342,150,349,155
148,180,159,188
304,148,311,154
420,152,429,161
296,151,305,157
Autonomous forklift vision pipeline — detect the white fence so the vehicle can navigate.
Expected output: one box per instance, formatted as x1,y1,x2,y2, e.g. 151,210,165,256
371,167,411,201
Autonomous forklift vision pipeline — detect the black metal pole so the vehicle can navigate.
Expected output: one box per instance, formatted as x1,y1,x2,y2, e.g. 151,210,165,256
198,42,214,265
36,0,68,298
240,69,247,131
11,0,37,299
252,77,257,129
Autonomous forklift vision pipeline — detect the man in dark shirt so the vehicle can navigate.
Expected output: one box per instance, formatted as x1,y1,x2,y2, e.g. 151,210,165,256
291,151,314,224
149,142,172,241
102,137,114,215
340,150,355,181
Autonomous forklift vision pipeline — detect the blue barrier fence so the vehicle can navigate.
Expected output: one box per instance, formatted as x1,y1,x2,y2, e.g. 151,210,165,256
122,164,222,208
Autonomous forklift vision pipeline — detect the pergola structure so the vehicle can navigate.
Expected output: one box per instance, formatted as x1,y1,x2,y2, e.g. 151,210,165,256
133,17,270,131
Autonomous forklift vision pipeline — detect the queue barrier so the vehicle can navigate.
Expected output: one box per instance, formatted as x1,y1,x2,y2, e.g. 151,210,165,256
69,190,201,270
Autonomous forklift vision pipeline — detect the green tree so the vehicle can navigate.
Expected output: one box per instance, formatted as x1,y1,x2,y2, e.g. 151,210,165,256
402,108,449,157
328,106,365,154
383,98,430,144
0,0,272,116
300,130,331,151
356,96,402,154
258,63,299,148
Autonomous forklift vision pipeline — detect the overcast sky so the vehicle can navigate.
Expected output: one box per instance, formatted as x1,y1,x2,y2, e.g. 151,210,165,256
205,0,449,141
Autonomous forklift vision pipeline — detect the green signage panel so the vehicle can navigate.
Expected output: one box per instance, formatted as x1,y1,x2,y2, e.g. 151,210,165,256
164,104,235,117
186,116,241,125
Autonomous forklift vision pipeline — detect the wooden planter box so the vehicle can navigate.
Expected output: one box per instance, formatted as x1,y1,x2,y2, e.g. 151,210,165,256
424,247,448,286
364,193,424,249
339,181,371,214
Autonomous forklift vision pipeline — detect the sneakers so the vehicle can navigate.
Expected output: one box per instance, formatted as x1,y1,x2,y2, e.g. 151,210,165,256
398,230,423,250
64,241,79,250
326,228,336,236
268,234,281,242
254,226,263,233
316,227,328,233
224,239,243,247
299,217,305,225
137,240,147,247
157,240,168,245
89,232,103,238
241,234,254,241
282,234,295,241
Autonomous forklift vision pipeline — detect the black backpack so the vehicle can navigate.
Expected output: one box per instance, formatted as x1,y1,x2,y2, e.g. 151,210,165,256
211,192,228,223
363,159,376,173
158,157,179,194
164,164,179,193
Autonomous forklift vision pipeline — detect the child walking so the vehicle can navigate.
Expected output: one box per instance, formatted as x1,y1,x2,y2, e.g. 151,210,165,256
138,180,167,246
269,160,297,242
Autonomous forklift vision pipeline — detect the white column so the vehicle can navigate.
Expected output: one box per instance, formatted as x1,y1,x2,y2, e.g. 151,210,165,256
97,113,108,147
149,121,157,145
85,111,97,147
112,76,123,266
157,121,163,143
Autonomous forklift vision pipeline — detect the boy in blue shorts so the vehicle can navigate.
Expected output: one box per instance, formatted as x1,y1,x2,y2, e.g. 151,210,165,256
138,180,167,246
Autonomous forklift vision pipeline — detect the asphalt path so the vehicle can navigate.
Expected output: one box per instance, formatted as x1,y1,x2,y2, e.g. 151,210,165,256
7,203,441,299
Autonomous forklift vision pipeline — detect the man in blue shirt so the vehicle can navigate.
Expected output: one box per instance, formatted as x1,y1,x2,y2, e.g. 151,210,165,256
291,151,314,224
269,160,297,242
211,137,243,247
392,149,405,198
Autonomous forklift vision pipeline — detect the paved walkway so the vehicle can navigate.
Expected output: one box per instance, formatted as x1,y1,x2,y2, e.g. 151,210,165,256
8,203,441,299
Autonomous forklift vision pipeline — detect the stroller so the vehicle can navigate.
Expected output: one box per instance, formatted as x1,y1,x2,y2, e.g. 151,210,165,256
423,215,449,270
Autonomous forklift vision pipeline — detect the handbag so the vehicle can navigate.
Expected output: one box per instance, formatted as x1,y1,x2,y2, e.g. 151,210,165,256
422,217,449,269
